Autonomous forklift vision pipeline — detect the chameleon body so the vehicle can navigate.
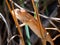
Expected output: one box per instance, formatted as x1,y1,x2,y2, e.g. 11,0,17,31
12,9,42,38
12,8,54,45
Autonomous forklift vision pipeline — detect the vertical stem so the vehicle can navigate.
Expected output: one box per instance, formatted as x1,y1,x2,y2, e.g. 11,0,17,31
31,0,54,45
31,0,43,39
6,0,25,45
34,0,38,18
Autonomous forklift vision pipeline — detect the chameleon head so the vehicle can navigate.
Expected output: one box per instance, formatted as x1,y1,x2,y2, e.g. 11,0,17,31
11,8,23,21
12,8,27,22
12,8,26,15
12,8,20,15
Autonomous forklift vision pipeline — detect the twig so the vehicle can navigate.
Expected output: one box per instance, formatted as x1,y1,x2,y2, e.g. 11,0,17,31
52,34,60,41
6,0,25,45
8,35,20,43
0,13,11,42
45,28,60,33
48,20,59,30
0,13,10,35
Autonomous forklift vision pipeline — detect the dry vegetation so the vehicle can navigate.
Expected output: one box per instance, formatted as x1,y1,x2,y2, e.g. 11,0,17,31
0,0,60,45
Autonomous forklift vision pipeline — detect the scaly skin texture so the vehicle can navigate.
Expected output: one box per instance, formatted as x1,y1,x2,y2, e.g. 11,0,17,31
12,8,54,45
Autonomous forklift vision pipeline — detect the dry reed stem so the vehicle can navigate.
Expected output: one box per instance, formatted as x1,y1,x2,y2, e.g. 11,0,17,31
31,0,54,45
52,34,60,41
31,0,44,39
45,28,60,33
48,20,59,30
6,0,25,45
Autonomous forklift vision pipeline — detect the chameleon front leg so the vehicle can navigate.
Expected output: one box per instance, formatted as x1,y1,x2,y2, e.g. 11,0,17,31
16,23,26,28
19,23,26,27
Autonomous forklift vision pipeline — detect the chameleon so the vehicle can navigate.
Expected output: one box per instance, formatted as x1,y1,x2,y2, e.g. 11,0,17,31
12,8,54,45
